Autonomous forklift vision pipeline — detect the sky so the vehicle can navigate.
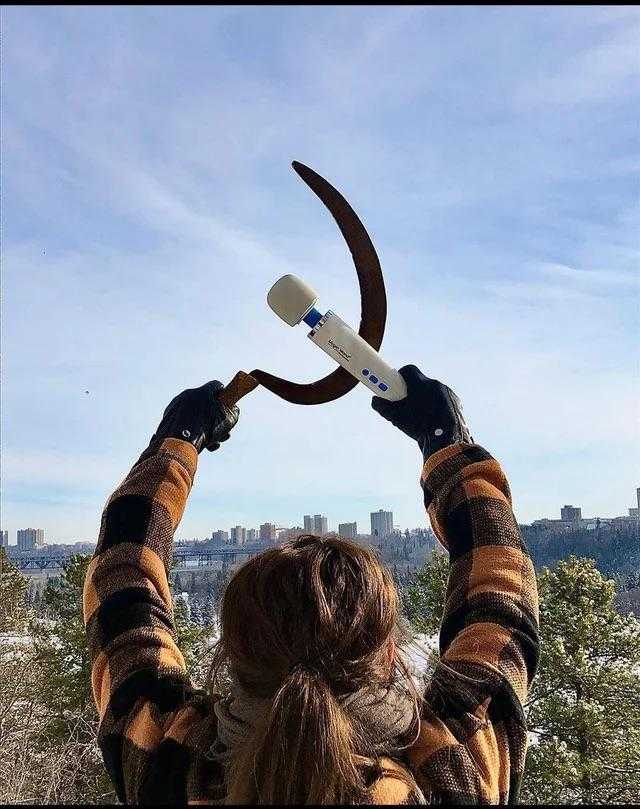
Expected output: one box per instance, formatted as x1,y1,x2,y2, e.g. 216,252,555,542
1,6,638,544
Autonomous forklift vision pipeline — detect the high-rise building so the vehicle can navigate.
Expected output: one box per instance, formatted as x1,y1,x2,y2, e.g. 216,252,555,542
370,510,393,540
259,523,277,543
338,522,357,539
211,530,229,545
246,528,258,542
303,515,327,534
0,530,8,547
230,526,246,545
560,505,582,522
17,528,45,550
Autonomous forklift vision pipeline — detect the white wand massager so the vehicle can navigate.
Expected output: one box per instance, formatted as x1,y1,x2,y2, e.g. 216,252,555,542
267,274,408,402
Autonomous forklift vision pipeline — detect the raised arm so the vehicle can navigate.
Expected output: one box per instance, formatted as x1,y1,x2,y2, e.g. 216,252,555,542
372,366,539,804
83,381,238,803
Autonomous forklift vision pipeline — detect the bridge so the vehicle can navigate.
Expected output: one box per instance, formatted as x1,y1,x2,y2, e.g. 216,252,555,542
10,544,269,571
173,544,267,566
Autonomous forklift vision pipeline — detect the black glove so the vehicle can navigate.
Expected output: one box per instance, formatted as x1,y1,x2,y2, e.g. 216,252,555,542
137,380,239,464
371,365,472,462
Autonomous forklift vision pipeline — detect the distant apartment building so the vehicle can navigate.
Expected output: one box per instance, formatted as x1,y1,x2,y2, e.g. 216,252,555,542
0,530,8,548
370,510,394,540
303,515,314,532
560,505,582,522
230,526,246,545
70,541,96,553
211,530,229,545
259,523,277,543
280,526,304,543
17,528,45,550
246,528,258,542
532,517,574,530
338,522,357,539
533,504,584,530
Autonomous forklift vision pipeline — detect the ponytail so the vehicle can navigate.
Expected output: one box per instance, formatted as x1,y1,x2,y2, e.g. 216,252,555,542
214,534,405,803
225,666,369,804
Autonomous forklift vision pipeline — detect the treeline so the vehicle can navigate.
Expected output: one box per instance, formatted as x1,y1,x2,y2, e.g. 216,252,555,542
2,546,639,804
523,520,640,589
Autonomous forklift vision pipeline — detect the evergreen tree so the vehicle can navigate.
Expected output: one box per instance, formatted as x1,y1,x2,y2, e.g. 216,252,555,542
521,557,640,804
190,597,204,626
402,549,449,636
31,582,42,611
202,592,218,629
30,555,94,734
24,554,116,802
0,547,28,632
173,591,214,675
175,591,191,620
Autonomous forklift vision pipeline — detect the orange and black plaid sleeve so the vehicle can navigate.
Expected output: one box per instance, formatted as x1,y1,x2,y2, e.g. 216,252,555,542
83,438,226,804
407,444,539,804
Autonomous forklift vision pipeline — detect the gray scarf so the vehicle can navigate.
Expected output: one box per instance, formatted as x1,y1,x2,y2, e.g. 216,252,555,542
210,674,419,765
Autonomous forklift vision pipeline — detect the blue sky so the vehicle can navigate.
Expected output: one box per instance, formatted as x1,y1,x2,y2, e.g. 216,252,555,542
2,6,638,543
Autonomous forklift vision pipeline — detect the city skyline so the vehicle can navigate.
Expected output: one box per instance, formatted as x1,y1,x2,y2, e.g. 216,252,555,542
2,7,638,542
3,489,638,548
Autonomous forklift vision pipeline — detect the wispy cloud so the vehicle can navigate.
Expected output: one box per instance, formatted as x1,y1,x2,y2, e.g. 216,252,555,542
538,262,638,288
516,24,640,107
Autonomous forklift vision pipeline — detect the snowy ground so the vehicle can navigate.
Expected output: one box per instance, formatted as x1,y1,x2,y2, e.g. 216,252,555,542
401,633,439,685
0,632,33,665
0,634,31,646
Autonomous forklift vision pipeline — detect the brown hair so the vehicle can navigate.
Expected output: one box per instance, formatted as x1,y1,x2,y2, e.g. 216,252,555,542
208,533,415,804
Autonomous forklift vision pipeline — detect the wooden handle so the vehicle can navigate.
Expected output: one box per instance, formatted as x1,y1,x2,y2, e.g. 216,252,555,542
219,371,259,408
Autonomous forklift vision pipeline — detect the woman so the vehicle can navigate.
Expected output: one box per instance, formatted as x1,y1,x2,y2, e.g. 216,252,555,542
83,365,539,804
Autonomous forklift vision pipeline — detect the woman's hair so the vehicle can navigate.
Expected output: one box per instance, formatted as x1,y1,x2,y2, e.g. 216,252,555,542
208,533,415,805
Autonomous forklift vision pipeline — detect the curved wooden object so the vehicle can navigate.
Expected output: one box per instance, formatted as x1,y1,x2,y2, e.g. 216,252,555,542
220,161,387,407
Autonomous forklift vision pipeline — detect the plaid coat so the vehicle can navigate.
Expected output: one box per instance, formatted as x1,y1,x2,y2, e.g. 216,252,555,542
84,438,539,804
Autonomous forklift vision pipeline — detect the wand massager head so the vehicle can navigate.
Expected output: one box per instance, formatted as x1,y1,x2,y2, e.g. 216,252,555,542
267,274,319,326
